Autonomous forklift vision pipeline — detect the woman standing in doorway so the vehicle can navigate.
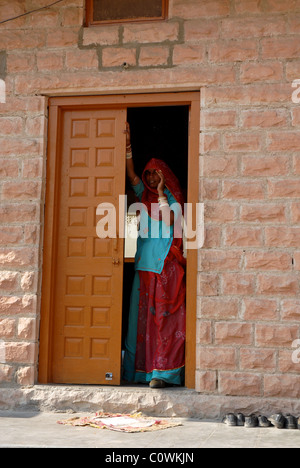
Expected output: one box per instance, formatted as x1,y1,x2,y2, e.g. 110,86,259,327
123,123,186,388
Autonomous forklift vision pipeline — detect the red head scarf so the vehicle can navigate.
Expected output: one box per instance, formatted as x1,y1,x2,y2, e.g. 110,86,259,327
141,158,184,212
140,159,185,261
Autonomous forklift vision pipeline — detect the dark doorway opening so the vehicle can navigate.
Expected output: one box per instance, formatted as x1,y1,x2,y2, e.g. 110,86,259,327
121,105,189,381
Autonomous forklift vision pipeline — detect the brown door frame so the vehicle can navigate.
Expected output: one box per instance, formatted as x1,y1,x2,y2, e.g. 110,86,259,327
39,91,200,389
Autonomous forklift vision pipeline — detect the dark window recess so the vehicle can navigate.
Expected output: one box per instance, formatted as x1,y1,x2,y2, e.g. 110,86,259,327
86,0,168,25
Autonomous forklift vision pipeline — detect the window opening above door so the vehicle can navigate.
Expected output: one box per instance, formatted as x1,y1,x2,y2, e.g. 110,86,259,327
86,0,169,26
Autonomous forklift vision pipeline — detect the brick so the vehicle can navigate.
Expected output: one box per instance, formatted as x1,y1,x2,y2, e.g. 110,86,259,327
17,318,36,340
1,181,41,201
173,44,206,65
242,155,289,176
240,204,286,223
25,116,46,137
224,133,262,152
291,203,300,223
205,202,237,222
61,7,83,26
264,374,300,398
0,295,36,315
240,62,284,84
0,247,38,268
201,250,242,271
241,109,287,128
0,318,15,338
268,180,300,198
198,273,219,296
215,322,252,345
0,159,19,178
4,342,35,364
286,61,300,80
265,227,300,247
242,298,278,321
224,226,263,247
22,158,43,178
0,138,42,157
209,39,258,62
82,26,120,46
222,273,255,295
20,271,38,292
46,29,78,48
257,274,299,295
204,84,291,107
203,155,238,177
204,226,222,248
294,252,300,271
0,204,39,224
0,30,46,50
201,133,220,153
195,371,217,392
199,347,237,370
281,299,300,321
267,132,300,151
36,51,64,71
223,180,265,199
172,0,230,19
0,117,23,135
0,364,14,383
202,110,237,129
245,251,292,271
264,0,298,12
7,53,36,73
0,271,19,290
256,324,299,347
139,46,169,67
262,37,300,59
293,155,300,174
221,17,286,38
201,297,239,319
278,350,300,373
235,0,263,14
28,9,59,28
123,22,179,44
102,47,136,68
66,49,98,70
292,107,300,126
16,366,35,386
184,19,219,41
219,371,261,396
197,321,212,344
0,227,23,245
240,348,276,371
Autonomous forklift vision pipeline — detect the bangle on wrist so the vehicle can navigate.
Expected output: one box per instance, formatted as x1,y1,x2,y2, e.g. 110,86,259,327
126,151,133,159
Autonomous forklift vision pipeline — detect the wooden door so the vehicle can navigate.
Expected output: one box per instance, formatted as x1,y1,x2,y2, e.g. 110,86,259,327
50,108,126,384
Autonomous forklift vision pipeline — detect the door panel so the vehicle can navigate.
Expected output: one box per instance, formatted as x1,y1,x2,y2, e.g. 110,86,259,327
51,109,126,384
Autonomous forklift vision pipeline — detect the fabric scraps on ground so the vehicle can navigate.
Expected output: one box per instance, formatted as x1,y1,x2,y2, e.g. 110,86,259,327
57,411,182,433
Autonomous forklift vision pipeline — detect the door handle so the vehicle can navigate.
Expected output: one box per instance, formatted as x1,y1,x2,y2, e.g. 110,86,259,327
112,258,120,265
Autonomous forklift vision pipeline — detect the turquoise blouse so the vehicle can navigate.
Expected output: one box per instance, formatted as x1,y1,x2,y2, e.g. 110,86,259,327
132,180,181,274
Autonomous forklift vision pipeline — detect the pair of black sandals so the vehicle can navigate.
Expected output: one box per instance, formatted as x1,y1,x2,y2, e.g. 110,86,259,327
223,412,300,429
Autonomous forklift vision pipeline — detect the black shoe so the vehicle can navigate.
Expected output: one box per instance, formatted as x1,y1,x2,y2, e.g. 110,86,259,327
149,379,166,388
258,415,272,428
244,414,258,428
222,413,237,426
269,413,286,429
285,414,298,429
237,413,245,426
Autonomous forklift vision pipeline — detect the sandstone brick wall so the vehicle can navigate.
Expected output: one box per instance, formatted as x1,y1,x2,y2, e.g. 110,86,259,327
0,0,299,407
